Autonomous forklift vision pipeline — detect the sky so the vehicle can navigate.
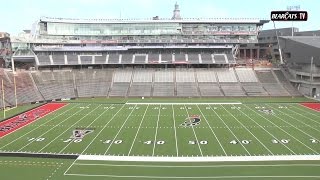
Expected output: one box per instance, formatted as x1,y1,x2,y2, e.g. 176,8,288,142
1,0,319,35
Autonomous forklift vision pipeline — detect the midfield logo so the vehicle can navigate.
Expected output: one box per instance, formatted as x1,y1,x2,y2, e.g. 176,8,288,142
180,115,201,127
258,109,274,115
71,128,94,139
271,11,308,21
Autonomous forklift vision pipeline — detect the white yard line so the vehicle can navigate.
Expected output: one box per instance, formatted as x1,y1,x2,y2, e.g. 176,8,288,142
152,105,161,156
63,159,78,175
275,105,320,133
80,104,126,155
268,104,320,141
285,105,320,126
73,163,320,168
127,105,150,156
183,104,203,156
65,174,320,179
208,104,251,155
246,104,318,154
36,104,102,153
58,104,114,154
196,104,227,156
0,103,77,149
103,105,137,155
171,105,179,157
221,105,274,155
78,154,320,162
234,105,296,155
126,103,242,105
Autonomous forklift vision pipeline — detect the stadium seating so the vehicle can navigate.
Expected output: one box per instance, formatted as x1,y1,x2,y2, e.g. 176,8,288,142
161,53,172,62
134,54,147,64
108,54,120,64
0,66,302,107
274,70,301,96
132,69,153,82
216,69,238,82
37,55,51,65
198,83,223,96
113,69,133,82
109,82,130,97
129,83,152,96
121,53,133,64
242,83,268,96
177,83,199,97
235,69,258,82
188,53,200,63
201,53,213,64
174,53,186,62
153,83,175,96
52,54,65,65
94,55,107,64
226,54,236,64
196,69,217,82
75,70,113,97
213,54,227,64
67,55,79,65
176,69,195,82
32,71,75,100
154,69,174,82
148,53,159,63
80,56,93,64
255,70,278,83
220,84,246,96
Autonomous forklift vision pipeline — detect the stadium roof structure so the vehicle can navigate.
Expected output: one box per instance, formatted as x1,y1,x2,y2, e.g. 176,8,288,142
281,36,320,49
40,16,269,25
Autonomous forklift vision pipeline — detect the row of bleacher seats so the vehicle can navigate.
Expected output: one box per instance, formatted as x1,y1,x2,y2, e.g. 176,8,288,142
0,68,301,107
36,53,236,65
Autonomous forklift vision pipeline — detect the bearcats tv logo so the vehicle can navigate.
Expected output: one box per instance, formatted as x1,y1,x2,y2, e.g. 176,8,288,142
181,115,201,127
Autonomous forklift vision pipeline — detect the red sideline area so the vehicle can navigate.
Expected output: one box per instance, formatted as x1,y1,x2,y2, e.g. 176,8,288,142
300,102,320,112
0,103,66,138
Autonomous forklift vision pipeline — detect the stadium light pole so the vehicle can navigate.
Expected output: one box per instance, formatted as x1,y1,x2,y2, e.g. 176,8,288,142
273,21,284,64
287,5,300,36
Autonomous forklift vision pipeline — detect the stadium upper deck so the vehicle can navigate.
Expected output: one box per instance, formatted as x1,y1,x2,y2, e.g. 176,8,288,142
10,3,269,67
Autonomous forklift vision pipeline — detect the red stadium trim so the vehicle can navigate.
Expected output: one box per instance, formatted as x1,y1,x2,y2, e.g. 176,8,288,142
0,103,67,138
300,103,320,112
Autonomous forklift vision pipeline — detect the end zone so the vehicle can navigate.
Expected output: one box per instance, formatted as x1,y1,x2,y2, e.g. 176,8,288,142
0,103,67,138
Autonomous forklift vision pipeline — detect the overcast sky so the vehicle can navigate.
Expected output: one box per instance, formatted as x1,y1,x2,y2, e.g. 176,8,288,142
1,0,319,35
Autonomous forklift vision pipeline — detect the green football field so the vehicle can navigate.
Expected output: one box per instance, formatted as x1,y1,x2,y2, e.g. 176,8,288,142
0,98,320,179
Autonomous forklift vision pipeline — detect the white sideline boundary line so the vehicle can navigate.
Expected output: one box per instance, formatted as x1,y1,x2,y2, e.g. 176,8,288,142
126,102,242,105
78,155,320,162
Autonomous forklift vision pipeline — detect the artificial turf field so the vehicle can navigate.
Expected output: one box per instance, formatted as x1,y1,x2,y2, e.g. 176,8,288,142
0,97,320,179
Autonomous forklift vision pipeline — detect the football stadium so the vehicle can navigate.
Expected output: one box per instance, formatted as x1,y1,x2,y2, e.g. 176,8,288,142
0,1,320,179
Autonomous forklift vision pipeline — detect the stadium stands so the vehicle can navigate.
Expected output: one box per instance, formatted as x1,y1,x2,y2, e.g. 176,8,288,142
148,53,159,63
108,53,120,64
188,53,200,64
0,67,301,106
80,56,93,64
235,68,258,82
95,55,107,64
67,55,79,65
201,53,213,64
134,54,147,64
198,83,223,96
121,53,133,64
274,70,301,96
153,83,175,96
52,54,65,65
255,70,278,83
213,54,227,64
216,69,238,82
37,55,51,65
161,53,172,62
